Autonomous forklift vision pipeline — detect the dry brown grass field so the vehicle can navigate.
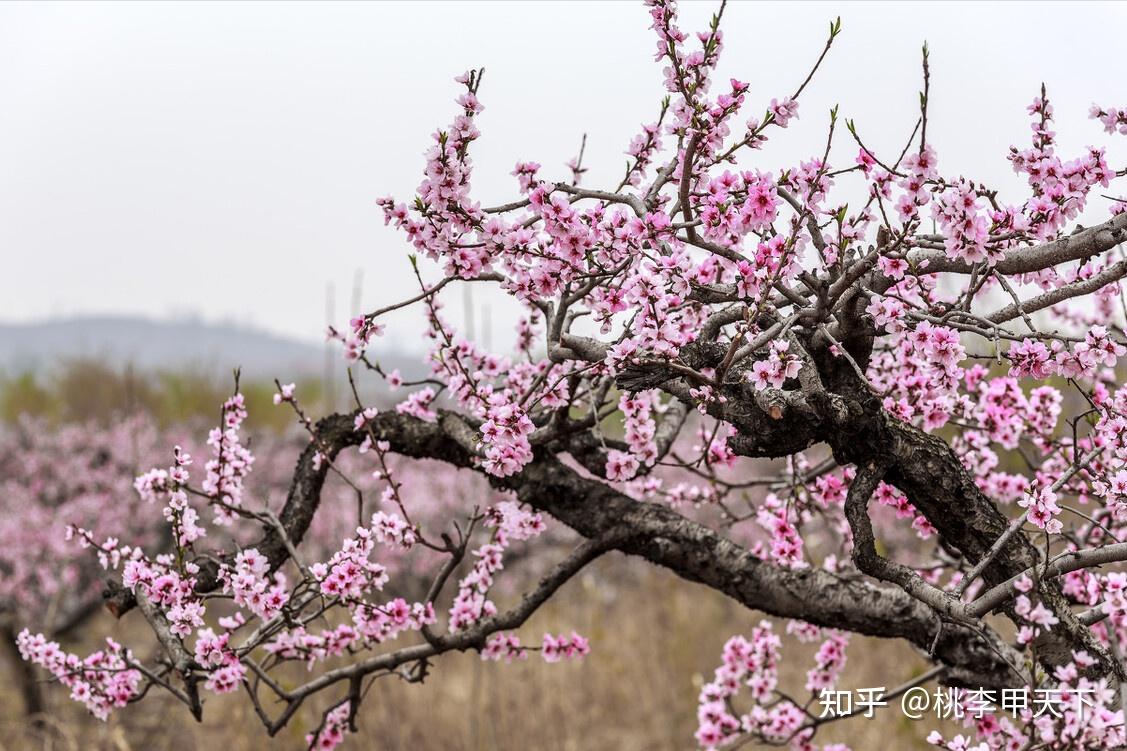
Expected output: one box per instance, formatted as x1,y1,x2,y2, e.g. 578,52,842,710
0,557,956,751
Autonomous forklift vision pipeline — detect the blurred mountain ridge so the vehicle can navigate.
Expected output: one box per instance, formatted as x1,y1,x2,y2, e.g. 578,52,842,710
0,315,423,381
0,315,322,380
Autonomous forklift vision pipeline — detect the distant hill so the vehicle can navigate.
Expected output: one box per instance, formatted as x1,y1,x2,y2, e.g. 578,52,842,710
0,316,425,382
0,313,430,385
0,316,324,379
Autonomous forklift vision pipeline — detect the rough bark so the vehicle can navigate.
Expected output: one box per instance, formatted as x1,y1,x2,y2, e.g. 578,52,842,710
708,320,1118,678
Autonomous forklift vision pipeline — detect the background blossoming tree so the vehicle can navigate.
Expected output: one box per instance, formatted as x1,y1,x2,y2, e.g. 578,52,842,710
18,1,1127,748
0,417,173,719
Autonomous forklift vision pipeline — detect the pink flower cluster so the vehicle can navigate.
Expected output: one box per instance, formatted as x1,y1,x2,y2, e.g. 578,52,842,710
310,526,391,600
220,547,290,620
932,180,995,265
804,631,850,693
17,631,141,720
870,320,965,431
481,632,528,662
541,632,591,663
449,502,547,631
480,630,590,664
1090,103,1127,135
1018,485,1063,535
696,623,782,749
749,340,803,391
1008,327,1124,381
694,622,857,751
307,701,353,750
204,393,255,525
124,558,205,637
479,399,535,477
697,170,780,243
755,493,806,569
1008,94,1113,240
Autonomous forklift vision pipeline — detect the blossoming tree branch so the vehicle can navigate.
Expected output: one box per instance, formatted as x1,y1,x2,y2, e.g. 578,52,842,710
18,1,1127,748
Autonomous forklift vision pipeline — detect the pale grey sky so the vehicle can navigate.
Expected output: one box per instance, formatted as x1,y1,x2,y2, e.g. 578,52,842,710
2,1,1125,351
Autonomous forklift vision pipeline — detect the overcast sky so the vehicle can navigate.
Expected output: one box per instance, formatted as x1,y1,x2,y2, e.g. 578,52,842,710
3,1,1125,351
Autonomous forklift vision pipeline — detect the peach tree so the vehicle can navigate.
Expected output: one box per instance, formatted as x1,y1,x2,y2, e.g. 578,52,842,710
19,2,1127,748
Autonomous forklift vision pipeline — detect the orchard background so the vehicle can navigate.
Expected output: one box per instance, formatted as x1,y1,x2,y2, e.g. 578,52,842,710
0,365,944,748
0,365,943,749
